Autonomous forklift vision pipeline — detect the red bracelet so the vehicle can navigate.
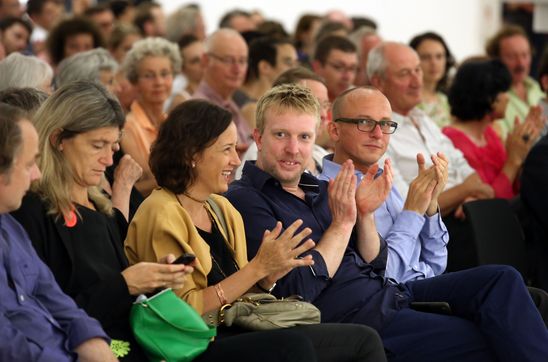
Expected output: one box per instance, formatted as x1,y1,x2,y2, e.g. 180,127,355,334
214,283,228,306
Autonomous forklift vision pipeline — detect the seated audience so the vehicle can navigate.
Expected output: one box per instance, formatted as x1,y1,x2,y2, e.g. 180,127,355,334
121,37,181,196
0,52,52,92
0,0,22,20
166,4,206,43
319,86,449,282
10,81,189,361
109,0,135,25
0,103,116,361
368,42,493,216
409,31,455,128
226,83,548,361
132,1,166,38
486,24,545,139
444,59,539,199
125,99,387,362
46,16,104,68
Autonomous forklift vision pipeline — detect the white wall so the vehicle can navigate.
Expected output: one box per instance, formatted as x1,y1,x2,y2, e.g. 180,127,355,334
158,0,503,62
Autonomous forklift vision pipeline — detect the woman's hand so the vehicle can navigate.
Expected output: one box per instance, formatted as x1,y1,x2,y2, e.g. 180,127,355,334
121,262,192,295
250,220,315,280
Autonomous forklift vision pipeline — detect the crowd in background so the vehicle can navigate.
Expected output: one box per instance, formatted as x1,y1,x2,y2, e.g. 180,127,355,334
1,0,548,361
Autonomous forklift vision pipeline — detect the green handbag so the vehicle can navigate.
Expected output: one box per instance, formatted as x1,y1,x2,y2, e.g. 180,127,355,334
130,288,217,362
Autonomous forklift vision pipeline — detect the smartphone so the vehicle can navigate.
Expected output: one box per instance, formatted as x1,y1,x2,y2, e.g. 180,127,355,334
173,253,196,265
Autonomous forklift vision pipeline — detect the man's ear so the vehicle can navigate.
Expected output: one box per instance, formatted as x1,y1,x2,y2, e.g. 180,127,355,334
253,128,263,150
327,120,340,142
369,75,382,90
311,60,322,73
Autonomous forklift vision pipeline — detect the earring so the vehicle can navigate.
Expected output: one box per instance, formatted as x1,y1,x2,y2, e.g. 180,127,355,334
191,162,196,168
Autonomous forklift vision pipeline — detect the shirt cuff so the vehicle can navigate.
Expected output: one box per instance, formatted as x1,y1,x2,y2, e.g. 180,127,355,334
66,316,110,351
303,249,329,280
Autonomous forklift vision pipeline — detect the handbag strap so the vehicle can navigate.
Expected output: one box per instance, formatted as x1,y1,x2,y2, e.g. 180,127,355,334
206,197,229,237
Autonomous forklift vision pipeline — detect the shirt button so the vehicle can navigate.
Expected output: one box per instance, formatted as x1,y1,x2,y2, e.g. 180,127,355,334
19,294,25,302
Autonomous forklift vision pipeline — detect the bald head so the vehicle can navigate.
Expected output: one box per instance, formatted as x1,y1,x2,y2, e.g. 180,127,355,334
203,28,249,98
330,87,393,171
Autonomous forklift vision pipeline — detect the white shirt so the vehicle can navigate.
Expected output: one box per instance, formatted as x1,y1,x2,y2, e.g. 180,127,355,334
384,108,474,198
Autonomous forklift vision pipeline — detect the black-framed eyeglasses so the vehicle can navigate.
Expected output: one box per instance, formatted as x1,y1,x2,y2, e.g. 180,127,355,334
334,118,398,134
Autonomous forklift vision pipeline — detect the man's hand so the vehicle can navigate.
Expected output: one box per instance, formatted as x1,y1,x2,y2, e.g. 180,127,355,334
403,153,437,215
355,158,392,216
328,159,358,230
427,152,449,215
75,338,118,362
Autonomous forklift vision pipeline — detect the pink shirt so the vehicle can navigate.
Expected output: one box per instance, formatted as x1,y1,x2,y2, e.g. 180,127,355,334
442,125,516,198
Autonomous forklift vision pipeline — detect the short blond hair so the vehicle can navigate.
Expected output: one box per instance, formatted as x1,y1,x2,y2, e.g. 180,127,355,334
255,83,321,134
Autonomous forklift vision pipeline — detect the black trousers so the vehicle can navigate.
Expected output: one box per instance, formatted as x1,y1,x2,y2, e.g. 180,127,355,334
195,323,386,362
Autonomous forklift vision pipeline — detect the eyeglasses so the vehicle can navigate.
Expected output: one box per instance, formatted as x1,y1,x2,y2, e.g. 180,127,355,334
208,53,248,67
138,70,173,81
334,118,398,134
326,61,358,74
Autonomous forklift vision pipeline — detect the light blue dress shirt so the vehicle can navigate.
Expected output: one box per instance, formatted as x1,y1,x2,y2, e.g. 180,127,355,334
319,155,449,282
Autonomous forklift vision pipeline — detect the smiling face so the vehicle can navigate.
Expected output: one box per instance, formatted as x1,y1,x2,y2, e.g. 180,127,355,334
330,89,392,172
255,108,316,188
192,122,241,195
135,55,174,105
59,126,120,188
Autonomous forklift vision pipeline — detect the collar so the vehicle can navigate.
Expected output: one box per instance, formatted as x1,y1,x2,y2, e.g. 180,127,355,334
196,80,235,107
241,160,321,192
129,101,166,131
322,154,383,183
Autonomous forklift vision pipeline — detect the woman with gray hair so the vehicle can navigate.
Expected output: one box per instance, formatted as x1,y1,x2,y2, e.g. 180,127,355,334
121,37,181,196
55,48,119,92
11,81,191,361
0,53,53,93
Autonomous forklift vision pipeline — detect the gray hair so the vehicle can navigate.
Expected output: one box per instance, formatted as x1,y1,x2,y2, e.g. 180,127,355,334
0,53,53,92
367,41,414,81
55,48,118,89
122,37,181,84
166,6,201,43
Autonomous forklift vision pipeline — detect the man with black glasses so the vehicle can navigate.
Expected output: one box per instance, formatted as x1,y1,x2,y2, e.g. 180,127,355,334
319,86,449,283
